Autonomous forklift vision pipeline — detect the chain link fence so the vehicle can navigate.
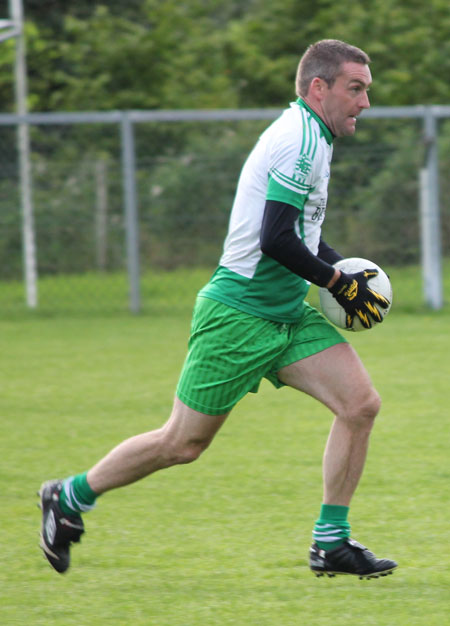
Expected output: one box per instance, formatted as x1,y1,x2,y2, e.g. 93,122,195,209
0,108,449,316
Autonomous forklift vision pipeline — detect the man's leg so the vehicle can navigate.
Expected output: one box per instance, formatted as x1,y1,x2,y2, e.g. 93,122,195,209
278,342,397,578
278,342,380,507
39,397,228,573
87,397,229,493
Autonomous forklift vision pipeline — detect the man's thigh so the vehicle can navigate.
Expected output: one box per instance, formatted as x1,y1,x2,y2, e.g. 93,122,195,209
277,342,375,416
265,302,347,390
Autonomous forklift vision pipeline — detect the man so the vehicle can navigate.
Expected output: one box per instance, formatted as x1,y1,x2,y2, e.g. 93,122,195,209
39,39,397,579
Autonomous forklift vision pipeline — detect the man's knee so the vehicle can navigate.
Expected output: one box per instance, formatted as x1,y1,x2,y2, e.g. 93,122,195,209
163,435,212,466
360,388,381,420
158,398,227,467
339,387,381,427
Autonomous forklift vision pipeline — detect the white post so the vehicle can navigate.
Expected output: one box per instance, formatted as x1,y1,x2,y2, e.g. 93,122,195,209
95,159,108,271
420,109,443,310
10,0,38,307
121,113,141,313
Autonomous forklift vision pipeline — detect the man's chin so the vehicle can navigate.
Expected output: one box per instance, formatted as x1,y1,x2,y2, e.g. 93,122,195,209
339,123,357,137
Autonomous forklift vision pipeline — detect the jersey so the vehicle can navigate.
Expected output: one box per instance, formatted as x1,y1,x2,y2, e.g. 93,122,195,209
199,98,334,323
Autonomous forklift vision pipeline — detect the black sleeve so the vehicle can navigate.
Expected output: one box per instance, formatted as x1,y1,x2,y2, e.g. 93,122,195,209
260,199,336,288
317,238,344,265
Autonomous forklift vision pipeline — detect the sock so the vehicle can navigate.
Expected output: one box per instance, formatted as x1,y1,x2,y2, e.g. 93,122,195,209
59,472,99,516
312,504,351,551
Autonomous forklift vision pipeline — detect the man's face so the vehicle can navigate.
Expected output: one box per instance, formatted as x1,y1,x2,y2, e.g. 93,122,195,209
320,62,372,137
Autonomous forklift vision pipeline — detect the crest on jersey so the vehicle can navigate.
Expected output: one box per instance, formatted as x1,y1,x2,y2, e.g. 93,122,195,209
293,154,312,182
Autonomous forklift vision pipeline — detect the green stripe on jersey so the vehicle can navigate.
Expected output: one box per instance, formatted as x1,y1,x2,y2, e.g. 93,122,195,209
297,98,334,146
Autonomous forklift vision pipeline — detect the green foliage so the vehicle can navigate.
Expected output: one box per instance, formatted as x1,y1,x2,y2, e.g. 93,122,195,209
2,0,448,112
0,1,448,281
139,120,267,269
0,35,15,105
1,115,448,280
322,119,427,264
305,0,450,106
20,2,242,112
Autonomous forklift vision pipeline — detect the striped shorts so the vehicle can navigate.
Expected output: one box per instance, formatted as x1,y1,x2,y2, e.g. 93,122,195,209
176,296,346,415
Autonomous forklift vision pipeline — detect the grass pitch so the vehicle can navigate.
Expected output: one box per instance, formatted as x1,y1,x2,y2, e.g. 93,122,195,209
0,266,449,625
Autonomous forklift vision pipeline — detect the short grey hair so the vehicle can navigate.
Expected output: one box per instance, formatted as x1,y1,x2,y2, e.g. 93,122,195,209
295,39,371,97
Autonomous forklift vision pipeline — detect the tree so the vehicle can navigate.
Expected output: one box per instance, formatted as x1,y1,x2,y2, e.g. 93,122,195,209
2,0,449,112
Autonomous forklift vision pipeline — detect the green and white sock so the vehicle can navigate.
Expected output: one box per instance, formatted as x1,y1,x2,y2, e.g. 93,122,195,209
312,504,351,551
59,472,98,516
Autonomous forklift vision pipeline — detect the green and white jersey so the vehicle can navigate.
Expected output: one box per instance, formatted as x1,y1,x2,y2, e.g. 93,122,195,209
200,98,334,323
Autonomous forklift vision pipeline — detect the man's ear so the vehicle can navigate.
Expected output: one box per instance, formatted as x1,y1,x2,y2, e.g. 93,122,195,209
309,77,328,101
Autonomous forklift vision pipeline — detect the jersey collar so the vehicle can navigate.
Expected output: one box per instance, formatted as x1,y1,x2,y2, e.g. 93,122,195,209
296,98,334,145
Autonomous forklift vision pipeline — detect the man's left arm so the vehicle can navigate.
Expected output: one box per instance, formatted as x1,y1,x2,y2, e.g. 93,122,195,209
260,199,339,287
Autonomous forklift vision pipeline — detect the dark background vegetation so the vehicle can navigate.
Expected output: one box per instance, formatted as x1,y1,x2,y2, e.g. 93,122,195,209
0,0,448,279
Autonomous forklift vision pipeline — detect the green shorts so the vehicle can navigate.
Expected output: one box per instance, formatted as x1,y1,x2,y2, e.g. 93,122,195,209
176,296,346,415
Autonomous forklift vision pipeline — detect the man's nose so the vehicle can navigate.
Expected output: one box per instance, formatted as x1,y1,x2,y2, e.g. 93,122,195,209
359,90,370,109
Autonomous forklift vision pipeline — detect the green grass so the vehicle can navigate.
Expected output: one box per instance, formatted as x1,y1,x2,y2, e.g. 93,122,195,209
0,267,449,625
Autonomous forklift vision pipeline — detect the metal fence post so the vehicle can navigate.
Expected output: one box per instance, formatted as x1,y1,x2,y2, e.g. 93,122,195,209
10,0,38,308
421,107,443,309
121,112,141,313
